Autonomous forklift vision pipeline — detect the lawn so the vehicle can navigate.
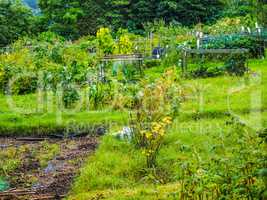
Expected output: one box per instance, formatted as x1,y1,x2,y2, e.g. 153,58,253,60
0,92,127,136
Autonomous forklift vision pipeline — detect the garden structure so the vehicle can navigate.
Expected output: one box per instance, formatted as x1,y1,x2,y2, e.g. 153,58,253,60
99,54,144,82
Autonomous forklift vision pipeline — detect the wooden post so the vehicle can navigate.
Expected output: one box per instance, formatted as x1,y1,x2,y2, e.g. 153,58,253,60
182,50,187,74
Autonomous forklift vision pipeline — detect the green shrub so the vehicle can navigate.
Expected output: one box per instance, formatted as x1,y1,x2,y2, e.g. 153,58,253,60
189,65,224,78
188,54,248,78
143,59,161,68
200,35,263,58
62,87,80,108
89,81,113,110
224,54,248,76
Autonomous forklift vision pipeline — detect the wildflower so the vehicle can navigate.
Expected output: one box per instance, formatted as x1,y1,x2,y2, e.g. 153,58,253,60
152,123,162,133
158,129,165,137
140,130,146,135
145,132,152,139
162,116,172,124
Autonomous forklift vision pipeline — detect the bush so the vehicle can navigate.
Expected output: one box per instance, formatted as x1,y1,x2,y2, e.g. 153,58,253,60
204,16,255,35
89,81,112,110
96,28,115,55
200,35,263,58
0,64,38,95
189,65,224,78
224,54,248,76
130,68,180,168
62,87,80,108
188,54,248,78
144,59,161,68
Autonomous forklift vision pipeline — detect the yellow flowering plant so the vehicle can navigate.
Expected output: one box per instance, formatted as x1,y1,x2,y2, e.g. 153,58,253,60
96,27,115,55
141,117,172,168
115,34,134,54
130,68,180,168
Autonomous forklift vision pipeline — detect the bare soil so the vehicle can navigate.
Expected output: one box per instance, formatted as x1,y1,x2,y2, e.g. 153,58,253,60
0,137,98,200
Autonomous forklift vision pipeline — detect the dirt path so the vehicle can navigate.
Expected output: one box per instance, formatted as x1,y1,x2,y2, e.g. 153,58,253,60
0,137,98,200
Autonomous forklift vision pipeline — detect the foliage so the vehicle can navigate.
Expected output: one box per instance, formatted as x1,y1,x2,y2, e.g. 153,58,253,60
69,59,267,199
222,0,267,25
0,33,95,100
140,117,172,168
188,55,248,78
204,16,256,35
37,141,60,167
115,32,134,54
88,81,112,110
224,54,248,76
197,35,264,58
0,0,34,47
0,147,21,176
38,0,83,40
143,60,161,69
34,0,224,38
167,119,266,199
96,28,115,55
189,65,224,78
130,68,180,168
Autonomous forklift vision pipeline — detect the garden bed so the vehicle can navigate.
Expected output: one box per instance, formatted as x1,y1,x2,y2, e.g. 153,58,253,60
0,136,98,200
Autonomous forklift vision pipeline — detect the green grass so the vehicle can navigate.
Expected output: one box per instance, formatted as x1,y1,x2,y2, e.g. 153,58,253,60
69,183,181,200
0,58,266,198
68,59,267,199
0,92,127,136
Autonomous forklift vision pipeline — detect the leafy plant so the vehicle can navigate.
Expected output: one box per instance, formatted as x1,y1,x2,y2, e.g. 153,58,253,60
96,28,115,55
224,54,248,76
130,68,180,168
89,81,112,110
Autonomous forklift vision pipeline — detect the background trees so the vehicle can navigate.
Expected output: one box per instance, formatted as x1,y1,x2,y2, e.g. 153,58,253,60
1,0,266,46
0,0,33,47
38,0,84,39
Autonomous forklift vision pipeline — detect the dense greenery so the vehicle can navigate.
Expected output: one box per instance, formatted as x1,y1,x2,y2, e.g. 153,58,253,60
0,0,34,47
1,0,267,45
0,0,267,199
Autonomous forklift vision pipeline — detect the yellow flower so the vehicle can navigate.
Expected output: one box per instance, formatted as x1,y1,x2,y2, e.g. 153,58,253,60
145,132,153,139
152,122,162,133
162,117,172,124
159,129,165,137
140,130,146,135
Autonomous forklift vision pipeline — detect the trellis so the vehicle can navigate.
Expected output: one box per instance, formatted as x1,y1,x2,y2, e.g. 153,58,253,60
98,54,144,81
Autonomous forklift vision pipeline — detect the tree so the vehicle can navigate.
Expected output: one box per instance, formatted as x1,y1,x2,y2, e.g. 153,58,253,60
256,0,267,25
0,0,33,47
38,0,83,39
39,0,224,37
127,0,157,32
128,0,223,30
222,0,267,25
76,0,103,35
158,0,224,26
